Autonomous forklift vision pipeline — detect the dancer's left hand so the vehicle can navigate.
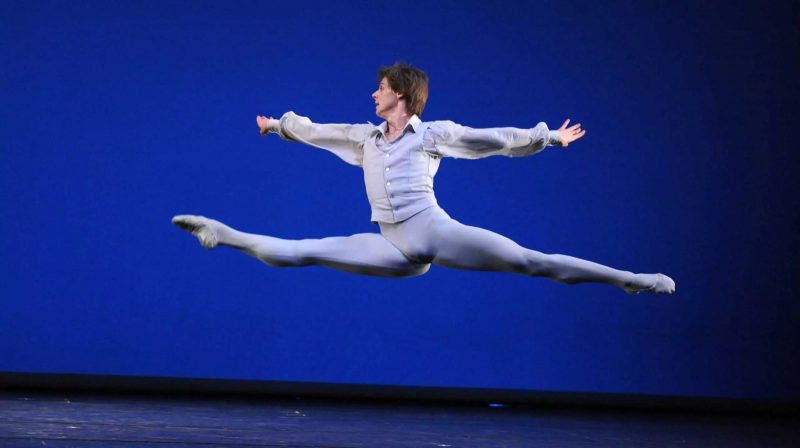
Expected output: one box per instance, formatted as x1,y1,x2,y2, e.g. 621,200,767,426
558,119,586,147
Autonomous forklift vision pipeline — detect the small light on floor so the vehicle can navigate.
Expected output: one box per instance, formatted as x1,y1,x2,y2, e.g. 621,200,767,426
488,403,505,408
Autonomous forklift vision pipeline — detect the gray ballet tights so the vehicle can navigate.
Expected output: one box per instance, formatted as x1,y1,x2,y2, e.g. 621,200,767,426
214,205,638,288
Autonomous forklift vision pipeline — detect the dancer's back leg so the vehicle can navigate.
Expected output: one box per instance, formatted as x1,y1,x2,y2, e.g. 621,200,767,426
172,215,429,278
408,213,674,293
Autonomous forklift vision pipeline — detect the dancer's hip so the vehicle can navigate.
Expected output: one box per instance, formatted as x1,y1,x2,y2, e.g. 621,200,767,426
378,205,453,263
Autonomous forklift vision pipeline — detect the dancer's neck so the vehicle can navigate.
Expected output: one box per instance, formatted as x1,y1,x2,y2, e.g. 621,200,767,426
384,109,411,135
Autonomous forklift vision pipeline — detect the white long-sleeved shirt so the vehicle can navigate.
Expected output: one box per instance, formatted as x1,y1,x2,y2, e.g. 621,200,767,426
267,112,562,223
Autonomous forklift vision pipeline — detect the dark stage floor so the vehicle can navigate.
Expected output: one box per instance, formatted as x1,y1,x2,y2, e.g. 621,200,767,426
0,390,798,447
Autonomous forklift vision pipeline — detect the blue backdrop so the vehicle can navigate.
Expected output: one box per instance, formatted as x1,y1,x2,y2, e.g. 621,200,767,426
1,0,798,401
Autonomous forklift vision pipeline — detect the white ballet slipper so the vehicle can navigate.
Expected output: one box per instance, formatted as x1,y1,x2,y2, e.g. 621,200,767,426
171,215,221,249
623,273,676,295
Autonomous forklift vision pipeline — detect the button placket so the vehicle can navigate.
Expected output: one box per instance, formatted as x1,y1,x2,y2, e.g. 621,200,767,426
384,146,394,200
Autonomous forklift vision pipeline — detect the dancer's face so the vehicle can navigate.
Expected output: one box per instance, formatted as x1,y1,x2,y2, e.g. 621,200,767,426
372,77,401,118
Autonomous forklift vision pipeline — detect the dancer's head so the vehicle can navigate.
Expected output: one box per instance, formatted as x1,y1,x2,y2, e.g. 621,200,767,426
372,62,428,118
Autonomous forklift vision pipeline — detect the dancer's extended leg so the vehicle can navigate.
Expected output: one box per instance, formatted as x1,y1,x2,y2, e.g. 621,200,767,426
379,208,674,294
172,215,429,278
429,219,674,293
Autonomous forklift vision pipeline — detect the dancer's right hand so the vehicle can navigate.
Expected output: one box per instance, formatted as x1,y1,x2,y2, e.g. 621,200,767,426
256,115,270,135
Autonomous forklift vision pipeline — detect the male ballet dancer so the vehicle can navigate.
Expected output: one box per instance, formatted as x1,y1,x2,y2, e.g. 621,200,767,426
173,63,675,294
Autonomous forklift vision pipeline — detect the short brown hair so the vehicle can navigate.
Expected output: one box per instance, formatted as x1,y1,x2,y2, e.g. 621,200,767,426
377,62,429,117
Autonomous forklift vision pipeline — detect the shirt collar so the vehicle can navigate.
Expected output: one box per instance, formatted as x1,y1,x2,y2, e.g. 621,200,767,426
372,114,422,136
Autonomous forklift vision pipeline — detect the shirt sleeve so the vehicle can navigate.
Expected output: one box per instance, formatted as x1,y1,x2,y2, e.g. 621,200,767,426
422,120,562,160
269,111,373,167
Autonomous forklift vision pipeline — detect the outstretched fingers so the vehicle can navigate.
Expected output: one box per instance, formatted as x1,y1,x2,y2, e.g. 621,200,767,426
560,119,585,135
558,118,587,147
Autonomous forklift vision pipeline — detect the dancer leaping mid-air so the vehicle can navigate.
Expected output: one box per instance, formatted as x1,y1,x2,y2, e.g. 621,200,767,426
173,63,675,294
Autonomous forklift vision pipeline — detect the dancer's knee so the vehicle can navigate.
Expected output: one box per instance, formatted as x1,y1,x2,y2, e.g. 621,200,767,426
522,250,560,279
254,240,303,267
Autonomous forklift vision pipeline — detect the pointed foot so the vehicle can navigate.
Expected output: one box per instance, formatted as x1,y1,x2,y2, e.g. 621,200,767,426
172,214,222,249
623,273,676,295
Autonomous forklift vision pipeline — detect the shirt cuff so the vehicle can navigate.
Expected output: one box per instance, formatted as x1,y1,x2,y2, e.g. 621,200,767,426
547,130,562,146
266,118,281,133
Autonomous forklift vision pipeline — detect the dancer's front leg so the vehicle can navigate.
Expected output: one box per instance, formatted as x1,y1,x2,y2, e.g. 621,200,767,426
427,218,675,294
172,215,429,278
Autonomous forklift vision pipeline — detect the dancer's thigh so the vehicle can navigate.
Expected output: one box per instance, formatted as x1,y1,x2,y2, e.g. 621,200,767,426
428,219,547,274
295,233,430,278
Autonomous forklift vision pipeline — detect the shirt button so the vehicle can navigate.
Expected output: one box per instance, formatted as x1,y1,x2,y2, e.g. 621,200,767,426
385,153,390,157
385,167,390,171
386,181,391,186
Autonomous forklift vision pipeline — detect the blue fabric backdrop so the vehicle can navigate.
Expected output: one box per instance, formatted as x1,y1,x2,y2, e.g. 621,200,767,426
1,0,798,400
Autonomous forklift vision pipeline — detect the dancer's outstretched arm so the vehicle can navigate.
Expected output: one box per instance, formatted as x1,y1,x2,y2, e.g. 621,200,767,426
423,118,586,159
256,112,373,167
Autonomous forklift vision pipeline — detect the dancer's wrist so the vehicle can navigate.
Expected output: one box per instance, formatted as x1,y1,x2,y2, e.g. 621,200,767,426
259,117,280,136
548,130,563,147
266,117,281,134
